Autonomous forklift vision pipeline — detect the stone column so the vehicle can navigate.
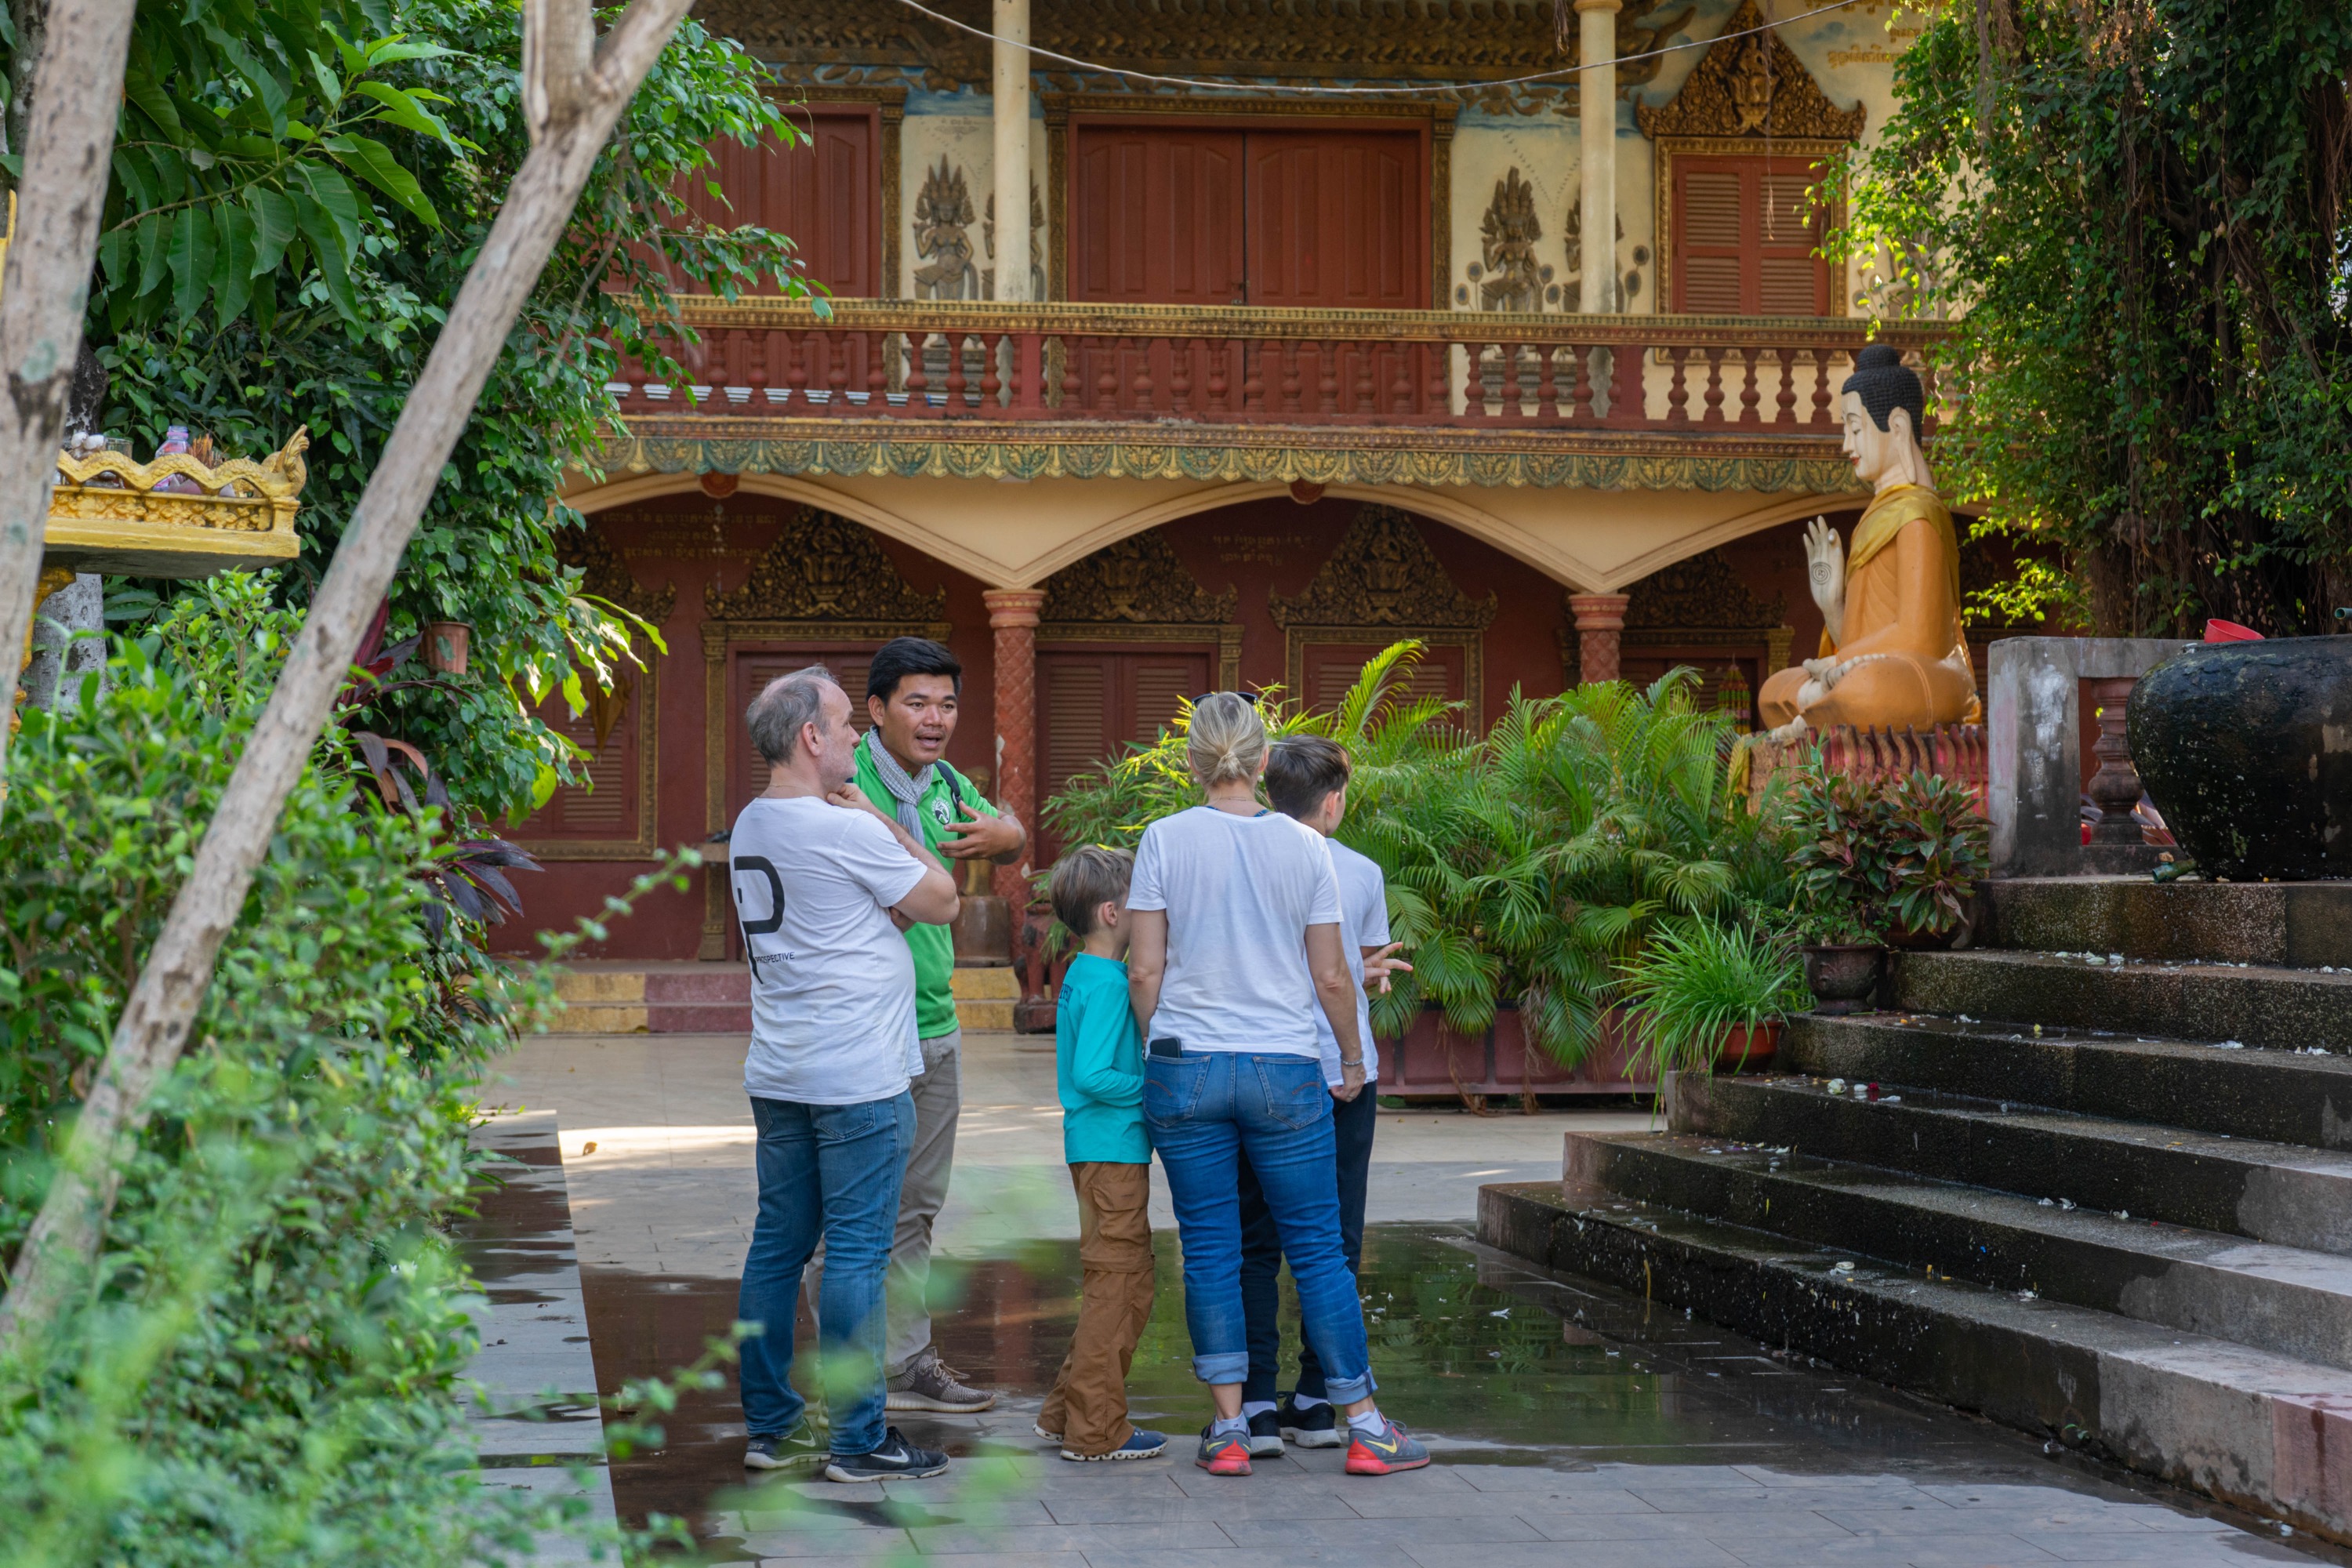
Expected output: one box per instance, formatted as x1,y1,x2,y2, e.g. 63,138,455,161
983,588,1045,902
992,0,1031,302
1569,592,1631,684
1577,0,1621,314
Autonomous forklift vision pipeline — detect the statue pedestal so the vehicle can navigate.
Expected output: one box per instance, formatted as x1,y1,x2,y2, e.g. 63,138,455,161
1743,722,1988,815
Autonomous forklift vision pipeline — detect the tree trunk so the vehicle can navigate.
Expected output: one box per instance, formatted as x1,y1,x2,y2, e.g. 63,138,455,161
0,0,694,1355
2,0,53,181
0,0,132,804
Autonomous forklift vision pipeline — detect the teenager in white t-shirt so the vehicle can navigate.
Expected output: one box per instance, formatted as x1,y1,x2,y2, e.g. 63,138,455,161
727,666,959,1484
1236,735,1411,1453
1125,693,1430,1479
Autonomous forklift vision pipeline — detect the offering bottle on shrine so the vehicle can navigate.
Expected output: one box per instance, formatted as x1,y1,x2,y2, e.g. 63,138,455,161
154,425,202,494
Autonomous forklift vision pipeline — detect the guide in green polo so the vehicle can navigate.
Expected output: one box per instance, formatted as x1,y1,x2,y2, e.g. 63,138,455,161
853,735,1003,1039
844,638,1029,1416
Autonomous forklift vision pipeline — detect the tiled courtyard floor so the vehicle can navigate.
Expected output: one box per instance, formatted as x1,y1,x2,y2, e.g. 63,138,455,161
488,1033,2325,1568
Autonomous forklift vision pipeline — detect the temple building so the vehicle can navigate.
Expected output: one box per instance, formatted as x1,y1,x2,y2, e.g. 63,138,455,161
510,0,2016,960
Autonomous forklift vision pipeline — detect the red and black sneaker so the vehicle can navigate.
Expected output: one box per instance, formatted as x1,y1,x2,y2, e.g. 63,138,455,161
1344,1415,1431,1475
1196,1424,1253,1476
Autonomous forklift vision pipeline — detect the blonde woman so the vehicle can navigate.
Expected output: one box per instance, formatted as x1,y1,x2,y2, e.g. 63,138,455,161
1124,692,1429,1479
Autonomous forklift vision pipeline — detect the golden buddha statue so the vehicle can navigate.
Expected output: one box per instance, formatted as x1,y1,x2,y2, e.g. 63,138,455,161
1759,343,1979,739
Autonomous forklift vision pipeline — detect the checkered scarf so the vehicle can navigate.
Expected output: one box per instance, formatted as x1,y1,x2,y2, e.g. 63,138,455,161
861,731,934,838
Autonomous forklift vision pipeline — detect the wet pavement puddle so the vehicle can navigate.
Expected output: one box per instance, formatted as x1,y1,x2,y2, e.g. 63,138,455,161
579,1225,2331,1564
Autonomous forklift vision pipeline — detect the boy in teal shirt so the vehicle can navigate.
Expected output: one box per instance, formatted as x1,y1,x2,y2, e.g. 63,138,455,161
1036,846,1166,1463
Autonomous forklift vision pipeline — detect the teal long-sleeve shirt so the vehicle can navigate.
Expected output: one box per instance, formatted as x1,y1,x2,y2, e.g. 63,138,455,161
1055,953,1151,1164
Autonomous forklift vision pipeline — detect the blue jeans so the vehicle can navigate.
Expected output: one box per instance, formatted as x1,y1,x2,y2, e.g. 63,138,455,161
1240,1075,1377,1403
1144,1051,1374,1405
738,1092,914,1454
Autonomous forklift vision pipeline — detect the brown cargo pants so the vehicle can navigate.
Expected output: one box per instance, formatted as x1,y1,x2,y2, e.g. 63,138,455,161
1039,1160,1156,1457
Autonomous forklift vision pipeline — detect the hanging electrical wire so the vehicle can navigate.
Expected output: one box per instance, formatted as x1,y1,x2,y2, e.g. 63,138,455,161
881,0,1872,97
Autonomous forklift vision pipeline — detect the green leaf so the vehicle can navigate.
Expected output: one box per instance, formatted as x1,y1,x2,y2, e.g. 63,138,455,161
325,133,438,229
366,35,459,68
247,187,298,275
212,202,256,323
351,81,464,151
122,64,182,135
306,49,344,111
292,191,358,321
299,164,366,256
135,210,171,297
98,226,131,289
169,205,217,322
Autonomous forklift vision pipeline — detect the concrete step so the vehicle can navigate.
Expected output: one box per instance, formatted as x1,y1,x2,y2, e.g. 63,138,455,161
1893,948,2352,1052
1977,877,2352,967
1786,1012,2352,1149
1675,1070,2352,1255
1566,1129,2352,1374
1477,1179,2352,1542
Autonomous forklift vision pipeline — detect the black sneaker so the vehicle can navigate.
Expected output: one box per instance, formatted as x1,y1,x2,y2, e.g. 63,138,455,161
1247,1407,1286,1457
824,1426,950,1483
1277,1395,1344,1449
743,1425,824,1470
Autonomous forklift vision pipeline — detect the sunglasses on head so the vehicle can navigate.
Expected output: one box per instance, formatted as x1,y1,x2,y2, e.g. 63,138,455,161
1190,690,1263,706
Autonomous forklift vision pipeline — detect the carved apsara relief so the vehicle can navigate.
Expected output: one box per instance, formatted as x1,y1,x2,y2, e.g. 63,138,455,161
1270,505,1497,631
912,158,979,300
704,506,948,622
1473,168,1547,313
1042,532,1238,625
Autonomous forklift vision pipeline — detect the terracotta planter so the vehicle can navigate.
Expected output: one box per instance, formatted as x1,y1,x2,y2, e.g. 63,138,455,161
423,620,471,675
1715,1021,1780,1072
1387,1005,1650,1098
1802,944,1884,1015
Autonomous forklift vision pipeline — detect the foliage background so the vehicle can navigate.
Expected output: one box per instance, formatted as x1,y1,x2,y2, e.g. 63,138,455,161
1044,648,1796,1068
0,2,790,1559
1842,0,2352,637
3,0,807,817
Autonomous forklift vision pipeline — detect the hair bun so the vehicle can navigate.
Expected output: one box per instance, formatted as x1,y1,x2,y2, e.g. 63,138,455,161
1854,341,1904,372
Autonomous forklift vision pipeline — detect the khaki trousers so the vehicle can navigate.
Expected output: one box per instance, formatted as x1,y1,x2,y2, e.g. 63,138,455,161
805,1030,961,1377
1040,1160,1156,1457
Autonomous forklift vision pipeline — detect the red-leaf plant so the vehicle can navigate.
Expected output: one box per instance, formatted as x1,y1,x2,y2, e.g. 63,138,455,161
340,599,540,938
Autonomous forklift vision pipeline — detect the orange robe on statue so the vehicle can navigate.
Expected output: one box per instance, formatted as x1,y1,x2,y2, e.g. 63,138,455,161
1758,485,1980,733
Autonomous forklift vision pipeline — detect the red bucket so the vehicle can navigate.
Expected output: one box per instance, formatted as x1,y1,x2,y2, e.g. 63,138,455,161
2204,619,2263,643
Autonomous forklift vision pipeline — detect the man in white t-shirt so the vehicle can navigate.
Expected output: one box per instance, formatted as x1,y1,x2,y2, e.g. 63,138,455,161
1236,735,1411,1454
728,666,960,1483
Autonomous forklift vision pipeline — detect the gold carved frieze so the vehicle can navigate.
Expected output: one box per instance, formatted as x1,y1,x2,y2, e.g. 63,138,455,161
1635,0,1867,142
1622,547,1784,633
699,0,1684,89
1041,532,1237,625
608,420,1867,495
702,504,948,622
558,524,678,626
1269,504,1497,631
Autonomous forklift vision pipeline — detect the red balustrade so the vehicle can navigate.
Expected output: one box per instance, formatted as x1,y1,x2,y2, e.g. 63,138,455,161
606,301,1945,434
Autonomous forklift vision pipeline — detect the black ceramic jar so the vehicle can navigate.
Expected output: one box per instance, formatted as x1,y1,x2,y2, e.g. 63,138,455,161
2128,637,2352,881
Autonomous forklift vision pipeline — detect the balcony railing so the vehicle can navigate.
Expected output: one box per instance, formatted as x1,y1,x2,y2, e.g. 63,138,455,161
612,300,1947,434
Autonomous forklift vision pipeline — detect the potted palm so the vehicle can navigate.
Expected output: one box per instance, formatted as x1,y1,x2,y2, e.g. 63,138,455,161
1617,918,1812,1080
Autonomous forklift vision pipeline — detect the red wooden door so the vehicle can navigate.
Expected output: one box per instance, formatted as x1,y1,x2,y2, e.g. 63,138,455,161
1070,127,1247,304
1037,647,1213,858
1671,154,1830,316
670,107,880,398
1066,122,1425,413
515,650,652,855
1244,130,1418,309
685,107,880,297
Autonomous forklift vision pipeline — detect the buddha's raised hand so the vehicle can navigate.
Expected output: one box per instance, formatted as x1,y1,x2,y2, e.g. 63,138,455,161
1802,514,1846,643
